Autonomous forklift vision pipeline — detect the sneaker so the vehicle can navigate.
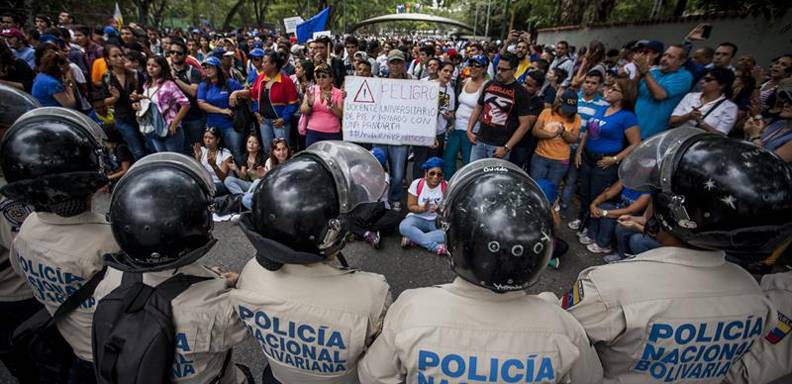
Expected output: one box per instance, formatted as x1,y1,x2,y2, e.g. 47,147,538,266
364,231,381,249
587,243,612,254
391,201,402,212
400,236,414,248
603,253,624,264
548,257,560,270
578,234,594,245
567,219,582,230
434,244,449,256
576,228,588,239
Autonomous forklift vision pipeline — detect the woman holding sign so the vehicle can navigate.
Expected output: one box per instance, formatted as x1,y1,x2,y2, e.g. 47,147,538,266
300,64,344,147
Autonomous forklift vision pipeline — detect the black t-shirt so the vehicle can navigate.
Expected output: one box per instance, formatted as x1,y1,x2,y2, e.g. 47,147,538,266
102,70,142,124
175,65,204,121
476,80,531,146
1,58,35,92
517,95,546,148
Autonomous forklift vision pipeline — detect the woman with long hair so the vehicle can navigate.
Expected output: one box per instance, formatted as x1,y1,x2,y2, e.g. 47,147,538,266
570,77,641,244
197,56,245,165
223,134,266,195
193,127,235,196
133,55,190,153
240,138,294,210
31,49,76,108
102,44,147,160
444,55,487,177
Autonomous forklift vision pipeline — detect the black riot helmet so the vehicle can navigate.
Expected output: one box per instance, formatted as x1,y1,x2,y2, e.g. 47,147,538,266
107,153,216,272
619,128,792,258
0,84,40,130
439,159,555,292
0,107,108,214
240,141,387,270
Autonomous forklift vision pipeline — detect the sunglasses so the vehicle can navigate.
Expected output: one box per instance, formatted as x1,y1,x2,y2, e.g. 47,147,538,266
169,51,185,56
205,127,219,134
427,171,444,177
470,63,485,68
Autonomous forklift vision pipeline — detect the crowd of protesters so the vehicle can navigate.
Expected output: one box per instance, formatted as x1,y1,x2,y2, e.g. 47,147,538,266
1,13,791,265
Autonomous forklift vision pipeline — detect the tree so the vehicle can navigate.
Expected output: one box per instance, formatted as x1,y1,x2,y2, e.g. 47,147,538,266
557,0,589,25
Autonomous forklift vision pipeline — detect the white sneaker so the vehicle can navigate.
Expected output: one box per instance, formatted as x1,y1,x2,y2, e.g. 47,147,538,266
576,228,588,239
587,243,612,254
391,201,402,212
567,219,582,230
578,234,594,245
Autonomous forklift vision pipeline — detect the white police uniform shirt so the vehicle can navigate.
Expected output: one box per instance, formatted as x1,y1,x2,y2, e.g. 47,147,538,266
726,271,792,384
9,211,120,362
0,198,33,301
93,262,249,383
564,246,775,383
358,277,604,384
231,259,391,383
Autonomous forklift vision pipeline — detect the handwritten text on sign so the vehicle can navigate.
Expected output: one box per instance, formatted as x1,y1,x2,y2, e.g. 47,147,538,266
343,76,439,146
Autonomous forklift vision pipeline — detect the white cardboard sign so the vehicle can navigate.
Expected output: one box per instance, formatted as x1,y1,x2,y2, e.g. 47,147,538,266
343,76,439,146
283,16,304,34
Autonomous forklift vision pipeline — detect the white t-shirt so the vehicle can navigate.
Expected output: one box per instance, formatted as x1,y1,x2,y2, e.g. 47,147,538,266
436,81,456,135
200,147,232,184
671,92,738,135
455,80,483,132
406,178,445,221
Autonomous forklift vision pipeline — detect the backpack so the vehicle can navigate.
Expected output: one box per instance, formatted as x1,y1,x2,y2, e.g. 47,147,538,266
416,178,447,197
92,272,213,384
136,84,168,138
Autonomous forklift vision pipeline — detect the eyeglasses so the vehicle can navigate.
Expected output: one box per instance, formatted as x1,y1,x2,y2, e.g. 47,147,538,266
169,51,184,56
427,171,444,177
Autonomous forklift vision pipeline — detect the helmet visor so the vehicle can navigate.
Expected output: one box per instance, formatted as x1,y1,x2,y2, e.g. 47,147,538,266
300,141,387,213
15,107,107,146
125,152,215,196
618,127,704,192
0,84,40,129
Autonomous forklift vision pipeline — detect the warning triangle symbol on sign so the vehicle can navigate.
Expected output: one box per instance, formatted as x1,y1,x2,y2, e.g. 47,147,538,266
353,80,376,103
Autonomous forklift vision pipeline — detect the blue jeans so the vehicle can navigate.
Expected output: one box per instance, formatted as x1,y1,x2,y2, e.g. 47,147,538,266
115,119,147,160
578,153,619,230
261,118,292,154
373,144,408,202
588,202,619,247
305,129,343,147
530,154,569,188
469,141,511,162
561,143,580,208
399,215,445,252
224,176,253,195
145,126,185,153
219,127,245,166
412,133,445,182
181,118,206,156
242,179,262,209
443,130,471,178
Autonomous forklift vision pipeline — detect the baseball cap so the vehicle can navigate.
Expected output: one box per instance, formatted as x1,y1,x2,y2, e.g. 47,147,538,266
353,51,368,61
636,40,664,54
0,28,25,40
447,48,457,57
210,47,226,58
387,49,405,62
467,54,489,67
248,48,265,58
559,88,578,115
103,26,119,37
201,56,222,68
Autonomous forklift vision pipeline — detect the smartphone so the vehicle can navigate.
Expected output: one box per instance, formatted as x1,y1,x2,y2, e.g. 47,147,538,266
702,24,712,39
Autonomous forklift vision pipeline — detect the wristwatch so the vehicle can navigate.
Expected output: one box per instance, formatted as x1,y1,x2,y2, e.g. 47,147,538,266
503,144,512,154
601,209,609,218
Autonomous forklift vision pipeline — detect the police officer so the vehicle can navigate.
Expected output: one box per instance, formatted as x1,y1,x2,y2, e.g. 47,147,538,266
231,141,392,383
1,107,120,382
92,153,250,383
726,270,792,383
358,159,604,383
564,128,791,383
0,84,39,383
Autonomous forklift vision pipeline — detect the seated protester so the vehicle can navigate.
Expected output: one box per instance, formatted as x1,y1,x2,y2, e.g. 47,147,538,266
241,138,293,210
349,148,400,249
531,89,581,189
92,154,250,384
670,67,738,135
223,134,266,196
101,124,133,192
607,203,661,264
0,41,35,92
193,127,235,196
744,78,792,163
31,48,77,108
399,157,448,255
582,179,652,255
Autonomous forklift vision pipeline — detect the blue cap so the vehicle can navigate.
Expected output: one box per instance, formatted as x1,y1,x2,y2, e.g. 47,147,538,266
201,56,222,68
559,88,578,115
468,54,489,67
371,148,386,167
103,26,119,37
210,47,226,58
420,156,445,171
249,48,265,58
40,34,65,48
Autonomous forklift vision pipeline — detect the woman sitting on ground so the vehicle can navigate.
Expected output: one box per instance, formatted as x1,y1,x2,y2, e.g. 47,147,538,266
581,179,652,256
193,126,235,196
399,157,448,255
224,134,266,195
241,138,293,210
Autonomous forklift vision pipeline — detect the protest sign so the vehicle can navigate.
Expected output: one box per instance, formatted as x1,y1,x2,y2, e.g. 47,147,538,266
343,76,439,146
283,17,304,34
312,30,332,39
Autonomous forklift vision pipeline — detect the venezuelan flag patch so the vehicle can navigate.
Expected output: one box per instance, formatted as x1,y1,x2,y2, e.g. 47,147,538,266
561,280,584,309
765,311,791,345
